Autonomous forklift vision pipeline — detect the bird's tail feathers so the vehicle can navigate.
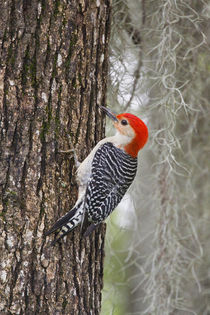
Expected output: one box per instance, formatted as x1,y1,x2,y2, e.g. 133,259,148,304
80,209,98,237
50,208,83,245
45,201,83,237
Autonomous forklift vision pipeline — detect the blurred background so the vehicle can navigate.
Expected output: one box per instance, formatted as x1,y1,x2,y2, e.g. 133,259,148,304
101,1,210,314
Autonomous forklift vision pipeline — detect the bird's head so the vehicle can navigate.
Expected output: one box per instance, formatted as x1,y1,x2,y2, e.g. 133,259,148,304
100,106,148,158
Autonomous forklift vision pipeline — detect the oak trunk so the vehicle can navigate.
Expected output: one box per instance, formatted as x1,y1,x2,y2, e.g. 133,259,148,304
0,0,111,314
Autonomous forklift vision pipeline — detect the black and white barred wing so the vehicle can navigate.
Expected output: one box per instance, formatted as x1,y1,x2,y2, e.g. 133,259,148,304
84,142,138,225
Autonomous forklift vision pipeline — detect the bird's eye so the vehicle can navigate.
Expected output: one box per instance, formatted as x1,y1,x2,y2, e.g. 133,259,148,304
121,119,128,126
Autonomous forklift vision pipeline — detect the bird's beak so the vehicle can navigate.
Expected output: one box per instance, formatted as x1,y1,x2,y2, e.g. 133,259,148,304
99,106,118,122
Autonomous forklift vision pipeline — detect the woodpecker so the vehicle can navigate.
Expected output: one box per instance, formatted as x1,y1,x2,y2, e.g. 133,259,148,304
45,107,148,244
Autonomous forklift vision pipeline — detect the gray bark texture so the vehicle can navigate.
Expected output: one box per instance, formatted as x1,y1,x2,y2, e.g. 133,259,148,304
0,0,111,314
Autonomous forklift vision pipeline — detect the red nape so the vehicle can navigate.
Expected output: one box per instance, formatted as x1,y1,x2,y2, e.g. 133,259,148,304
117,113,148,158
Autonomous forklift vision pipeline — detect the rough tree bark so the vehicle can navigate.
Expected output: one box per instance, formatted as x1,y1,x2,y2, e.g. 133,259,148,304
0,0,111,314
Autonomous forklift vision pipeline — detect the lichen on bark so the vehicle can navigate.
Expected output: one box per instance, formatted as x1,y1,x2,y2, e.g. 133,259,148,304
0,0,111,313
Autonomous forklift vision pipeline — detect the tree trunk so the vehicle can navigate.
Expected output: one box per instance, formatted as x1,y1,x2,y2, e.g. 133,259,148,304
0,0,111,314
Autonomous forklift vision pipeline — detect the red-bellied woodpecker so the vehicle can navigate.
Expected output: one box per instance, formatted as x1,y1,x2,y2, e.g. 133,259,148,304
45,106,148,244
